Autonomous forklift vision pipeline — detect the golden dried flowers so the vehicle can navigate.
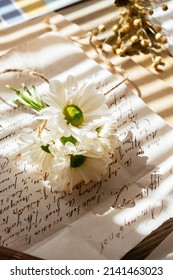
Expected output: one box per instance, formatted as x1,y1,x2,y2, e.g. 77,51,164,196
114,0,130,6
91,0,169,70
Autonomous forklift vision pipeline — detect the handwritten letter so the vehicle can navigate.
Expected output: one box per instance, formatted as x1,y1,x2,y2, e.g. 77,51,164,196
1,32,173,259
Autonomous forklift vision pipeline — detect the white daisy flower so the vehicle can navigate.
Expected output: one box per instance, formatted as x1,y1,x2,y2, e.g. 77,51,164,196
94,117,118,152
50,152,111,193
52,131,112,160
8,74,119,193
17,129,55,172
39,75,110,138
46,136,112,192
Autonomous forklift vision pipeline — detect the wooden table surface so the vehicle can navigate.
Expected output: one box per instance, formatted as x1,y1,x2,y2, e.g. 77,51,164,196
0,0,173,260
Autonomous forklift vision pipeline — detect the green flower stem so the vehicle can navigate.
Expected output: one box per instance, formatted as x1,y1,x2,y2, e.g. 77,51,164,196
31,85,45,108
6,84,46,112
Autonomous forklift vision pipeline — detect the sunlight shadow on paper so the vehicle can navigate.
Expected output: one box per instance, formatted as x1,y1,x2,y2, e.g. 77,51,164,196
1,31,173,260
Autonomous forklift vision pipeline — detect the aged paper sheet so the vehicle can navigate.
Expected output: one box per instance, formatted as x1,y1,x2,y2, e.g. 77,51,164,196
0,32,173,259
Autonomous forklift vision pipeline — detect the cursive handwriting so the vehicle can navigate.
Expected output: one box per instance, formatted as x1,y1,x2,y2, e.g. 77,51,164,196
0,76,169,254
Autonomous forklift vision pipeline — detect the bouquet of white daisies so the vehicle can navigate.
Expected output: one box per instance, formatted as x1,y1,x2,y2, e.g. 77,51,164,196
7,75,117,192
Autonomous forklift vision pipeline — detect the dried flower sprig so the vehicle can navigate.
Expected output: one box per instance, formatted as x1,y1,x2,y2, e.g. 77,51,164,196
91,0,169,70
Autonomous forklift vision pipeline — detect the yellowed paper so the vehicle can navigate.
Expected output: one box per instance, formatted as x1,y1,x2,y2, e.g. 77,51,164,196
0,32,173,259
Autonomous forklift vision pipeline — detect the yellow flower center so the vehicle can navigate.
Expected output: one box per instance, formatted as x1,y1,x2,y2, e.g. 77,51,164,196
63,104,83,127
70,155,86,168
